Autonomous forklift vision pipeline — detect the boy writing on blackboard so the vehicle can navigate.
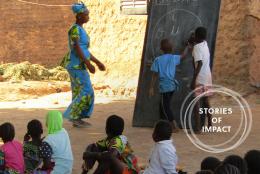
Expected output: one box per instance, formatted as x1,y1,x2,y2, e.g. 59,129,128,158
191,27,213,132
149,39,190,132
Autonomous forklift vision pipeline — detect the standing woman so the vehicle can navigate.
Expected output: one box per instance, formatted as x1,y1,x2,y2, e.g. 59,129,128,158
63,2,106,127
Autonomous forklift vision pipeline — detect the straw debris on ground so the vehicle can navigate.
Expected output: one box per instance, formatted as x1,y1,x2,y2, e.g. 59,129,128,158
0,61,69,81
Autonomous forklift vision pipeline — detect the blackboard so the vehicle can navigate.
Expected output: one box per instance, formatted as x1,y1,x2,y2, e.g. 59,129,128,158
133,0,221,127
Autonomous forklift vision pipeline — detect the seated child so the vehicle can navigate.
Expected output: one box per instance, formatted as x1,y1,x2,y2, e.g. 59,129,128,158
82,115,139,174
0,122,25,174
143,120,178,174
23,119,45,174
39,111,73,174
244,150,260,174
224,155,247,174
200,156,221,172
214,163,240,174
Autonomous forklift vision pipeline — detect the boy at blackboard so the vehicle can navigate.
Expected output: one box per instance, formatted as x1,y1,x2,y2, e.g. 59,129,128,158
149,39,190,132
191,27,213,132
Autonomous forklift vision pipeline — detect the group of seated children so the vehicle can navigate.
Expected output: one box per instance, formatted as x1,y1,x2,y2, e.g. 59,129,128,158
82,116,178,174
196,150,260,174
0,111,73,174
0,112,259,174
0,112,179,174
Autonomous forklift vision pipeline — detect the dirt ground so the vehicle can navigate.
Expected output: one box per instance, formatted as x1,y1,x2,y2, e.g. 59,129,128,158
0,81,71,101
0,82,259,173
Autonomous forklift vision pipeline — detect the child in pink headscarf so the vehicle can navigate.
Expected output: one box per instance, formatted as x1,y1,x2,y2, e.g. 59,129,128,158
0,122,25,174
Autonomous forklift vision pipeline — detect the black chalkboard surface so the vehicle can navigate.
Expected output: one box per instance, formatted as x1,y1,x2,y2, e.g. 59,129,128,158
133,0,221,127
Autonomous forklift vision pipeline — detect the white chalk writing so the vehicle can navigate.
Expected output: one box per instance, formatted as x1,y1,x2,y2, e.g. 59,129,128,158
150,9,202,60
170,14,180,35
156,28,165,38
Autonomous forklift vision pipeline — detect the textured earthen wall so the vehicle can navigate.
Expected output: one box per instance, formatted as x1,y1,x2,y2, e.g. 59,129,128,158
0,0,75,65
80,1,146,90
0,0,259,89
214,0,260,88
248,0,260,87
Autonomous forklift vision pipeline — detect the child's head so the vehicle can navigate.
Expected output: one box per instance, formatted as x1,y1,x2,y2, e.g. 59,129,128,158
106,115,124,137
160,39,173,54
196,170,214,174
195,27,207,42
224,155,247,174
244,150,260,174
27,119,43,139
188,32,196,45
215,164,241,174
201,156,221,172
152,120,172,142
0,122,15,143
46,110,63,134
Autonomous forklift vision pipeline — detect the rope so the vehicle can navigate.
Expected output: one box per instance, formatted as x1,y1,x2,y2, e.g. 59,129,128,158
15,0,75,7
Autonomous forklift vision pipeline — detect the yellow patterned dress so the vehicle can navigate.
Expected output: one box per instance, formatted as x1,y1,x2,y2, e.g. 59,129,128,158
96,135,140,174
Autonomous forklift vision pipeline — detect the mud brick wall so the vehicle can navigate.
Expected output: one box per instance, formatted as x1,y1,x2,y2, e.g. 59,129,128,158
0,0,75,66
248,0,260,87
214,0,260,88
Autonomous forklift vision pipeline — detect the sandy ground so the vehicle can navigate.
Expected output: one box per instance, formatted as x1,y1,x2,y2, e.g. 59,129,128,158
0,96,260,174
0,81,71,102
0,89,259,173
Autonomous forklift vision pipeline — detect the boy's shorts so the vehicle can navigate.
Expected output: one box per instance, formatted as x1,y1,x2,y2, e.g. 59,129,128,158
194,84,213,97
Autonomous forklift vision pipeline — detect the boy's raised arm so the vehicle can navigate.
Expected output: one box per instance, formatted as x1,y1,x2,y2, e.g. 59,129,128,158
180,44,192,59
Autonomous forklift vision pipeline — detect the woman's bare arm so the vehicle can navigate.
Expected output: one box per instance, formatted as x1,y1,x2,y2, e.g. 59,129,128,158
90,53,106,71
73,39,95,73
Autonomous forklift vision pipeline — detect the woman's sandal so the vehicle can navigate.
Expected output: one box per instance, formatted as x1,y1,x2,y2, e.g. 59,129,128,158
72,119,91,128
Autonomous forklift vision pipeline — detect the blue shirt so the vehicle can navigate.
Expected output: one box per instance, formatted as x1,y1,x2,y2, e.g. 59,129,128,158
151,54,181,93
66,24,91,70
